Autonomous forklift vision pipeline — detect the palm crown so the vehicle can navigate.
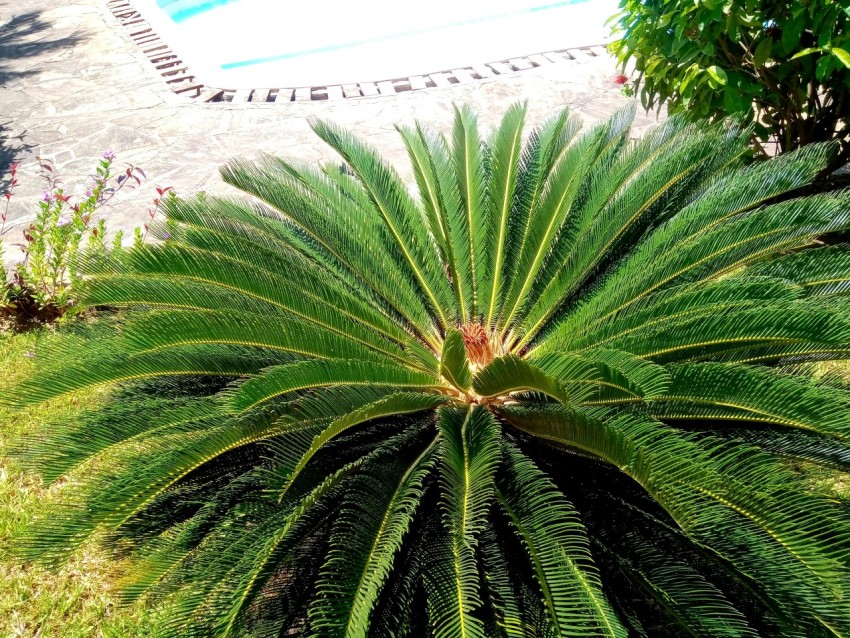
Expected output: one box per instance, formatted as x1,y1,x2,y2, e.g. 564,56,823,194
12,104,850,637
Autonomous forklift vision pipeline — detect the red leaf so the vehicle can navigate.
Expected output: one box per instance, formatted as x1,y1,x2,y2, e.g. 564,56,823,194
156,187,164,196
135,167,147,179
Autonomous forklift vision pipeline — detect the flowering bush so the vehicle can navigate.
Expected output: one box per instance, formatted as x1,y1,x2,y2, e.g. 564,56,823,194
1,151,169,325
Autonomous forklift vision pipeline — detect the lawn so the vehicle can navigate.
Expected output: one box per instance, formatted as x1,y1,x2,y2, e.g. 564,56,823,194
0,327,166,638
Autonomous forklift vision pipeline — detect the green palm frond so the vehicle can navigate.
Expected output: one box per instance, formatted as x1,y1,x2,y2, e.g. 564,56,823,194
309,436,437,638
485,102,527,327
473,355,572,405
504,405,850,634
451,105,491,320
440,328,473,391
9,105,850,637
748,244,850,296
427,405,501,638
497,443,627,637
230,359,444,412
311,118,455,330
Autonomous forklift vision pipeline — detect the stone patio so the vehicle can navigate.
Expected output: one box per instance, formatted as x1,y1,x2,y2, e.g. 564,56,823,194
0,0,662,267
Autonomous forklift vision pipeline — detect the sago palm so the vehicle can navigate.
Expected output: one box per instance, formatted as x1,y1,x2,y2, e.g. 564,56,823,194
10,104,850,637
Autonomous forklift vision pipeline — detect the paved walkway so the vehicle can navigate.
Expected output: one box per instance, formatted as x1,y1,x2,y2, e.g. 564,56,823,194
0,0,661,267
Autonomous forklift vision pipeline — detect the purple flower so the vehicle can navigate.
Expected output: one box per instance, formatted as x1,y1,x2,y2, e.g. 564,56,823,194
102,150,116,161
57,213,72,227
42,191,52,203
85,188,94,198
162,232,171,239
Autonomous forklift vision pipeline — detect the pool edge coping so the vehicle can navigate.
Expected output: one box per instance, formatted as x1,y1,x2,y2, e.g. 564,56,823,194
108,0,613,104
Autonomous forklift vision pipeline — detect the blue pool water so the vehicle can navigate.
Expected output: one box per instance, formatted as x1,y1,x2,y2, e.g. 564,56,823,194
139,0,616,88
222,1,591,71
157,0,239,23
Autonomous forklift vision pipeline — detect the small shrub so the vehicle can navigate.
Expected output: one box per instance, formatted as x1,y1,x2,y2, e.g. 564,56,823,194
0,152,159,326
611,0,850,168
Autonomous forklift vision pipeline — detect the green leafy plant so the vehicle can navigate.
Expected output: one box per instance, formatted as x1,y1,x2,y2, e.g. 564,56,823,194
13,153,144,313
610,0,850,168
9,105,850,637
0,153,167,326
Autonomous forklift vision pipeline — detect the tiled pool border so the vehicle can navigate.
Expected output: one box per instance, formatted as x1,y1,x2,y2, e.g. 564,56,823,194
108,0,611,103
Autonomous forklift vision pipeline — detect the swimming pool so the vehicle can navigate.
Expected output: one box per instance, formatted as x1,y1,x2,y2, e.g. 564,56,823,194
137,0,617,89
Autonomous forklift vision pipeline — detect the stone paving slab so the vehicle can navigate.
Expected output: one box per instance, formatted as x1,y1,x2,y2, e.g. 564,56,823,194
0,0,662,268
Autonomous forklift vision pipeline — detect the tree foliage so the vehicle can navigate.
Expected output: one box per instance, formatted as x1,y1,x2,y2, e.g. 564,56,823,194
8,105,850,636
611,0,850,168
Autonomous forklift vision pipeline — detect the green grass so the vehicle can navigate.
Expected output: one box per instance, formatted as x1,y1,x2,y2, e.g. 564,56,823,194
0,327,166,638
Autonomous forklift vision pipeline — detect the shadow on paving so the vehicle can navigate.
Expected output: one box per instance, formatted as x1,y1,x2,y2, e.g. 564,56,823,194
0,10,83,87
0,121,31,194
0,10,70,189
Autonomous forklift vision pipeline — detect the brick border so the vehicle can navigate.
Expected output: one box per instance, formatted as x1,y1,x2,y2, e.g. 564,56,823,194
108,0,609,103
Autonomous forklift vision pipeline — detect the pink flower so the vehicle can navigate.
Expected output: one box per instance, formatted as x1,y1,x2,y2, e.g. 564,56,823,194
615,74,629,85
102,150,116,161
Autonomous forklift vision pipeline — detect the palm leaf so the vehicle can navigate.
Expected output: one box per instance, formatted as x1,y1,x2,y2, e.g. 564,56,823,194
311,118,454,330
473,355,572,405
426,405,502,638
503,405,850,634
229,359,443,412
497,443,627,637
485,102,528,327
308,436,437,638
451,105,490,319
441,328,473,391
